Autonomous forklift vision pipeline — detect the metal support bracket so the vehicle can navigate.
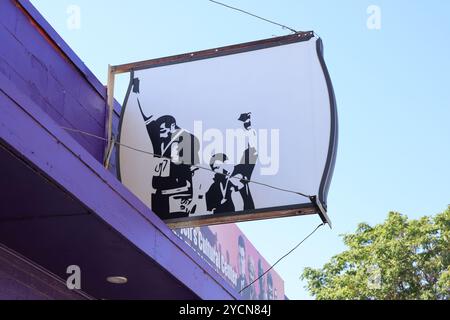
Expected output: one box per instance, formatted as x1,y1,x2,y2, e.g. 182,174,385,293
310,196,332,229
103,65,116,169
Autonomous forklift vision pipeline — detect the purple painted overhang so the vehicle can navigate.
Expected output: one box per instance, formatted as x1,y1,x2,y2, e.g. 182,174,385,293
0,1,239,299
0,69,238,300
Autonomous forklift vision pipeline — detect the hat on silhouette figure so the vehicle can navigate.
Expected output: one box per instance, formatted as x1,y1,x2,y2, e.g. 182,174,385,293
238,112,252,122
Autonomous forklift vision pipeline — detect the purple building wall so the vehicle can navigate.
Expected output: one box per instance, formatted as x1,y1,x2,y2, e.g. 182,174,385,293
0,0,239,300
0,0,107,162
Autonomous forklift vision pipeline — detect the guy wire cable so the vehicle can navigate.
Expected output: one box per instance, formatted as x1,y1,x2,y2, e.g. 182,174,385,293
61,126,313,199
240,222,325,294
207,0,299,34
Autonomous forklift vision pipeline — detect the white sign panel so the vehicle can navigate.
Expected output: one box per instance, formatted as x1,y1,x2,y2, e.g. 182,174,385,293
117,32,338,227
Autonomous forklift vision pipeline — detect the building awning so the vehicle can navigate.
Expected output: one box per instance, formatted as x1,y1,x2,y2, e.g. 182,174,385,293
0,59,238,300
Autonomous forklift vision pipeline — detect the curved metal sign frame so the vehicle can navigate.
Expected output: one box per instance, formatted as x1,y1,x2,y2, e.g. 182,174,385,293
114,32,338,228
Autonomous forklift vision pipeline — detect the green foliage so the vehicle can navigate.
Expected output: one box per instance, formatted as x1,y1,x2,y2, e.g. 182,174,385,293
302,206,450,300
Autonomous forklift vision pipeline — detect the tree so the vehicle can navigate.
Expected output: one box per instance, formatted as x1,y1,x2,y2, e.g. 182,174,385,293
302,206,450,300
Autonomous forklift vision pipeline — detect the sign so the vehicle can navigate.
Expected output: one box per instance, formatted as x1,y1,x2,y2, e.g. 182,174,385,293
116,32,338,228
173,224,285,300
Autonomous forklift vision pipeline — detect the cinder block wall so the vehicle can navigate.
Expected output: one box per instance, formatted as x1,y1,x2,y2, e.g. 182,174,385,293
0,0,108,162
0,0,121,299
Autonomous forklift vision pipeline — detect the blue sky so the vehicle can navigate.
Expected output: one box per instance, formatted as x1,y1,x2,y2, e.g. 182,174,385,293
30,0,450,299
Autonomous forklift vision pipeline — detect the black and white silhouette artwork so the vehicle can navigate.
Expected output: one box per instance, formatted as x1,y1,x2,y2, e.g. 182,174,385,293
133,80,258,220
117,34,338,226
